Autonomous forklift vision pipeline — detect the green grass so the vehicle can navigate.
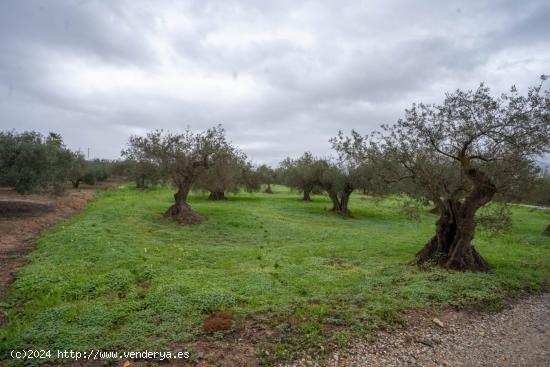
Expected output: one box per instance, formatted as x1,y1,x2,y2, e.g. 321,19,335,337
1,185,549,364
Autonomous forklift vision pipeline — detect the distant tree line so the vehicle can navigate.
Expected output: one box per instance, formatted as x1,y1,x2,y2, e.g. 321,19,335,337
0,131,123,194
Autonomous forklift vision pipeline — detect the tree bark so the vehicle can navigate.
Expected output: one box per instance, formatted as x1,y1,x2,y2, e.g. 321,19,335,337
265,183,273,194
428,206,439,214
303,189,312,201
164,181,203,224
71,179,80,189
329,185,353,215
136,175,145,189
416,169,496,272
208,191,227,201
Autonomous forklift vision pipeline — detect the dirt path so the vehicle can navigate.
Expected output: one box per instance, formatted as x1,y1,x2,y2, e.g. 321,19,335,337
321,292,550,367
0,180,121,291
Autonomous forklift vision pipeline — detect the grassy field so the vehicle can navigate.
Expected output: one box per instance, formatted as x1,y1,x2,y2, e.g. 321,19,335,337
1,185,549,364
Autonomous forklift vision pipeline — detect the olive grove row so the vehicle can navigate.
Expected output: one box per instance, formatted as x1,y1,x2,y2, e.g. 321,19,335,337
117,77,550,272
1,78,549,272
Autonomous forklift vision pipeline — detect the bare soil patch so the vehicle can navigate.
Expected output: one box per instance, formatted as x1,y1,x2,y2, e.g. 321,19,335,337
0,201,54,218
203,312,234,333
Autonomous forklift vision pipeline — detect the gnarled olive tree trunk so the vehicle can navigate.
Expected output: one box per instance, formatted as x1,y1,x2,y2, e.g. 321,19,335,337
303,189,312,201
265,183,273,194
164,182,203,224
208,191,227,201
329,184,354,215
428,206,439,214
416,169,496,272
136,175,146,189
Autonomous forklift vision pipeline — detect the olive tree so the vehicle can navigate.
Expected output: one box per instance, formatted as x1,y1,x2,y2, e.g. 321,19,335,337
526,171,550,206
194,148,248,200
280,152,328,201
321,131,380,215
69,158,114,188
109,159,135,179
122,125,234,224
525,170,550,235
256,164,276,193
67,151,87,188
376,78,550,271
240,163,263,193
121,136,164,189
85,159,112,183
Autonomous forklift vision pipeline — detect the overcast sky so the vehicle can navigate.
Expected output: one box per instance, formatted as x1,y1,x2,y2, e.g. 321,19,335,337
0,0,549,164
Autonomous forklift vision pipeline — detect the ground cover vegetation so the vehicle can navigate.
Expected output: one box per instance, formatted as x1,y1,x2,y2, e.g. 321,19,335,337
0,186,548,365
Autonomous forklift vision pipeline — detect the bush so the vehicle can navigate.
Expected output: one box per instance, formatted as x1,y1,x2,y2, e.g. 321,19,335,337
81,172,96,185
0,131,73,194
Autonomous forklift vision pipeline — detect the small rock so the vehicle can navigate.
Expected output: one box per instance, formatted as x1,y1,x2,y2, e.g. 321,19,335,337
415,338,435,347
432,318,444,328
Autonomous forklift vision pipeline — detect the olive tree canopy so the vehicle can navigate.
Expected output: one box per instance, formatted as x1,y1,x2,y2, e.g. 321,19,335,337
322,131,383,214
256,164,276,194
194,146,248,201
280,152,328,201
0,131,74,194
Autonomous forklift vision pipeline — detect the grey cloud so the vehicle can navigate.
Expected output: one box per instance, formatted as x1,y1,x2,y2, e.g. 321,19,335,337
0,1,156,66
0,0,549,165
